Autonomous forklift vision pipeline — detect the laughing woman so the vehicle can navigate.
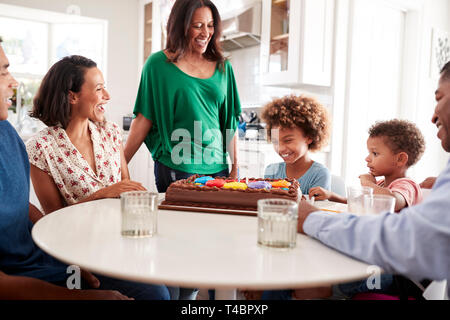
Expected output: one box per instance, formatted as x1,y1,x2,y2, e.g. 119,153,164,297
26,55,146,215
24,55,170,300
124,0,242,193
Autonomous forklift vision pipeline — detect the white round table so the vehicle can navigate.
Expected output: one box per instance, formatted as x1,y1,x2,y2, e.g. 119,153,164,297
32,198,371,299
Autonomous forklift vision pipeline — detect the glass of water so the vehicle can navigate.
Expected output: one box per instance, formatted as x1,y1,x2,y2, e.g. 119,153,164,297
120,191,158,238
363,194,396,215
257,199,298,249
347,186,373,214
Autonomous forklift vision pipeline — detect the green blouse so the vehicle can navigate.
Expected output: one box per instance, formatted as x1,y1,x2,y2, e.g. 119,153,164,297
133,51,241,174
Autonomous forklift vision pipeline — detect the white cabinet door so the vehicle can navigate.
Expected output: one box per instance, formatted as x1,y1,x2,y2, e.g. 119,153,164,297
239,148,261,178
238,140,282,178
139,0,163,66
301,0,335,86
260,0,334,87
127,144,156,192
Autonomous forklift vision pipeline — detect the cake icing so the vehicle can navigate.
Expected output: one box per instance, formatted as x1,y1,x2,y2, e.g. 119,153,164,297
162,175,300,211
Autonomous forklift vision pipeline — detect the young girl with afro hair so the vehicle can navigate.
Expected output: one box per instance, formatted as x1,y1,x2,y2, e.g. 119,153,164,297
262,94,332,196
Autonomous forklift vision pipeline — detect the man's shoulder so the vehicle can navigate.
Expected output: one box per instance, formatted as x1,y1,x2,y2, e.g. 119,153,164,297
0,120,23,151
0,120,19,138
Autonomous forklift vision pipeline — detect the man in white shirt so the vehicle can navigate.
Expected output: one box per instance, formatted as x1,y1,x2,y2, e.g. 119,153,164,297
297,61,450,298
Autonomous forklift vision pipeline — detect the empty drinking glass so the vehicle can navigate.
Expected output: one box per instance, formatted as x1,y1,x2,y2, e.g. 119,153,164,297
346,186,373,214
363,194,396,215
121,191,158,238
257,199,298,249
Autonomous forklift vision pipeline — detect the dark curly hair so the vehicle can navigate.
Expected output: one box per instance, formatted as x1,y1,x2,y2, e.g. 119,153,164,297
261,95,331,152
368,119,425,167
30,55,97,129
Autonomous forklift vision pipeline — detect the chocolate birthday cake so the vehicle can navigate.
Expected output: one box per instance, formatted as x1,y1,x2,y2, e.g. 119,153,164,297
161,175,300,211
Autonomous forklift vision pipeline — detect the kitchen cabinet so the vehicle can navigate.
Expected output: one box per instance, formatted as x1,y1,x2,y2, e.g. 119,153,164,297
260,0,335,87
126,140,158,193
139,0,175,66
139,0,163,65
238,140,282,178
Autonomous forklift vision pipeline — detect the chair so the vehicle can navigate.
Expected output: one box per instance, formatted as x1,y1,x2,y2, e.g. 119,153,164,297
331,175,346,197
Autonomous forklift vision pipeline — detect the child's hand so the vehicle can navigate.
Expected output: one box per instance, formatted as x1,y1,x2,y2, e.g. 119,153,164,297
308,187,331,201
359,174,376,185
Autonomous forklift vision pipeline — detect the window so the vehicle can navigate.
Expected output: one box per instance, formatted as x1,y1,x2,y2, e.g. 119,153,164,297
342,0,407,184
0,17,48,76
51,23,106,71
0,4,107,134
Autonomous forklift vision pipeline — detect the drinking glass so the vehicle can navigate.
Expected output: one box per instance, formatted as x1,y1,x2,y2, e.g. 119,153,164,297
121,191,158,238
363,194,396,215
257,199,298,249
346,186,373,214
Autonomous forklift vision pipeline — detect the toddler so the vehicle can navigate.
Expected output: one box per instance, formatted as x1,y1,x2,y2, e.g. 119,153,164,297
304,120,425,300
311,119,425,212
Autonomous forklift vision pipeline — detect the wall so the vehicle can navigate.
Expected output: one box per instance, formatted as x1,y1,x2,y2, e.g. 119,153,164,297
0,0,140,127
412,0,450,180
228,45,296,107
331,0,450,185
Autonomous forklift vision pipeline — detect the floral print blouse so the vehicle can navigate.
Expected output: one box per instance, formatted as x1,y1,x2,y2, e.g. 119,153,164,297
26,121,123,205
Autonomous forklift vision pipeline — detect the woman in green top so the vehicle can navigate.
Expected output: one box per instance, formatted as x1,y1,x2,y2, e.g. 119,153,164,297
125,0,241,195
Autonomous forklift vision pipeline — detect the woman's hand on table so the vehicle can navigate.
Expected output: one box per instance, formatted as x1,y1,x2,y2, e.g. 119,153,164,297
98,180,146,199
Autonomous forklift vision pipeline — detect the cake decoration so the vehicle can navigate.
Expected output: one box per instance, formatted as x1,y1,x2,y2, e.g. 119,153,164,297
271,180,291,188
206,179,226,188
195,176,214,184
247,181,272,190
223,182,248,190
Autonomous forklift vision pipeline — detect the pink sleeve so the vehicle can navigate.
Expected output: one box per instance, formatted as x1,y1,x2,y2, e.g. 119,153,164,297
387,178,423,206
